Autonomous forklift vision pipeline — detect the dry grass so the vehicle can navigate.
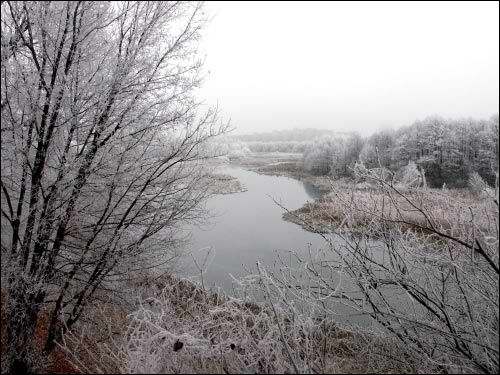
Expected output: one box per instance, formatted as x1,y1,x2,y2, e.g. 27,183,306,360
255,161,334,195
205,173,247,195
283,183,496,244
56,273,427,374
257,161,307,179
0,288,80,374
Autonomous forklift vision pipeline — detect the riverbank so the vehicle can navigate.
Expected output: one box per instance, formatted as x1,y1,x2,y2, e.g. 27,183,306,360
231,152,333,195
281,186,493,240
232,153,494,241
56,272,425,374
206,173,247,195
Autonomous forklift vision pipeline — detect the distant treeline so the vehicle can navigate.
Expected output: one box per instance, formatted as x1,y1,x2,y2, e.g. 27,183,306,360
243,141,310,153
230,128,349,153
233,128,349,142
230,115,499,188
303,115,499,188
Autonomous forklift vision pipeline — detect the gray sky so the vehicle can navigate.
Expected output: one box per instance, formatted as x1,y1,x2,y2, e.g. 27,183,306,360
196,1,499,135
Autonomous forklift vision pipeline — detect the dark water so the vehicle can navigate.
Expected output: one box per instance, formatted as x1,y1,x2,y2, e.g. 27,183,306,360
173,165,428,333
178,165,327,291
176,165,415,326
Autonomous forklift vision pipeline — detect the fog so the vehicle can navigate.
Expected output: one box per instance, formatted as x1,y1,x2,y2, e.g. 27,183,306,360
2,2,498,372
197,1,499,135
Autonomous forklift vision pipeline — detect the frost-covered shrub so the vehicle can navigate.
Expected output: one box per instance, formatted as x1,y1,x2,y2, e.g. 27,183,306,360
59,271,426,374
396,161,422,189
469,171,495,199
329,166,499,373
227,142,251,159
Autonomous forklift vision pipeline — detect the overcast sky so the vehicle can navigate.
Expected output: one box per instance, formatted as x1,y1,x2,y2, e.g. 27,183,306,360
196,1,499,135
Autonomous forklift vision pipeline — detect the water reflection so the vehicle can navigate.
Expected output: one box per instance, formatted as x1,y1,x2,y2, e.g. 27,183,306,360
178,165,326,291
175,165,379,326
302,180,323,199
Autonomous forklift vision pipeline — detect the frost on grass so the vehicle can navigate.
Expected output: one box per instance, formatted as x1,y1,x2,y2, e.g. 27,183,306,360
283,169,497,240
57,168,499,374
205,173,247,195
281,165,499,374
59,273,423,374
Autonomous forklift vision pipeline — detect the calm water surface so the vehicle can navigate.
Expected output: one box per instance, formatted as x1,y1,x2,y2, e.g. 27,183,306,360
178,165,327,291
176,165,412,326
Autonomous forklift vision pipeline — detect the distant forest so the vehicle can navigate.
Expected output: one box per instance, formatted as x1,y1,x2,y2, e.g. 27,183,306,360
234,128,354,141
230,128,350,153
231,115,499,188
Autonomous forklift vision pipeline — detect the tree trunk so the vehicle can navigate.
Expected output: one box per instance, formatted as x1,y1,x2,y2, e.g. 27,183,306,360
4,277,45,373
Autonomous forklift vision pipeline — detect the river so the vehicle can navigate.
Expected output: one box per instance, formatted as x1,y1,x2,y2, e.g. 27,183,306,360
175,164,410,326
177,165,327,291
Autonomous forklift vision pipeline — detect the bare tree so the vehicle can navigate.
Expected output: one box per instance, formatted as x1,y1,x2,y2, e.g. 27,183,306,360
274,164,499,373
1,1,227,372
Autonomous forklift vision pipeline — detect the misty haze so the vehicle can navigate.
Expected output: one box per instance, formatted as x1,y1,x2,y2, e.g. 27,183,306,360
1,1,498,374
